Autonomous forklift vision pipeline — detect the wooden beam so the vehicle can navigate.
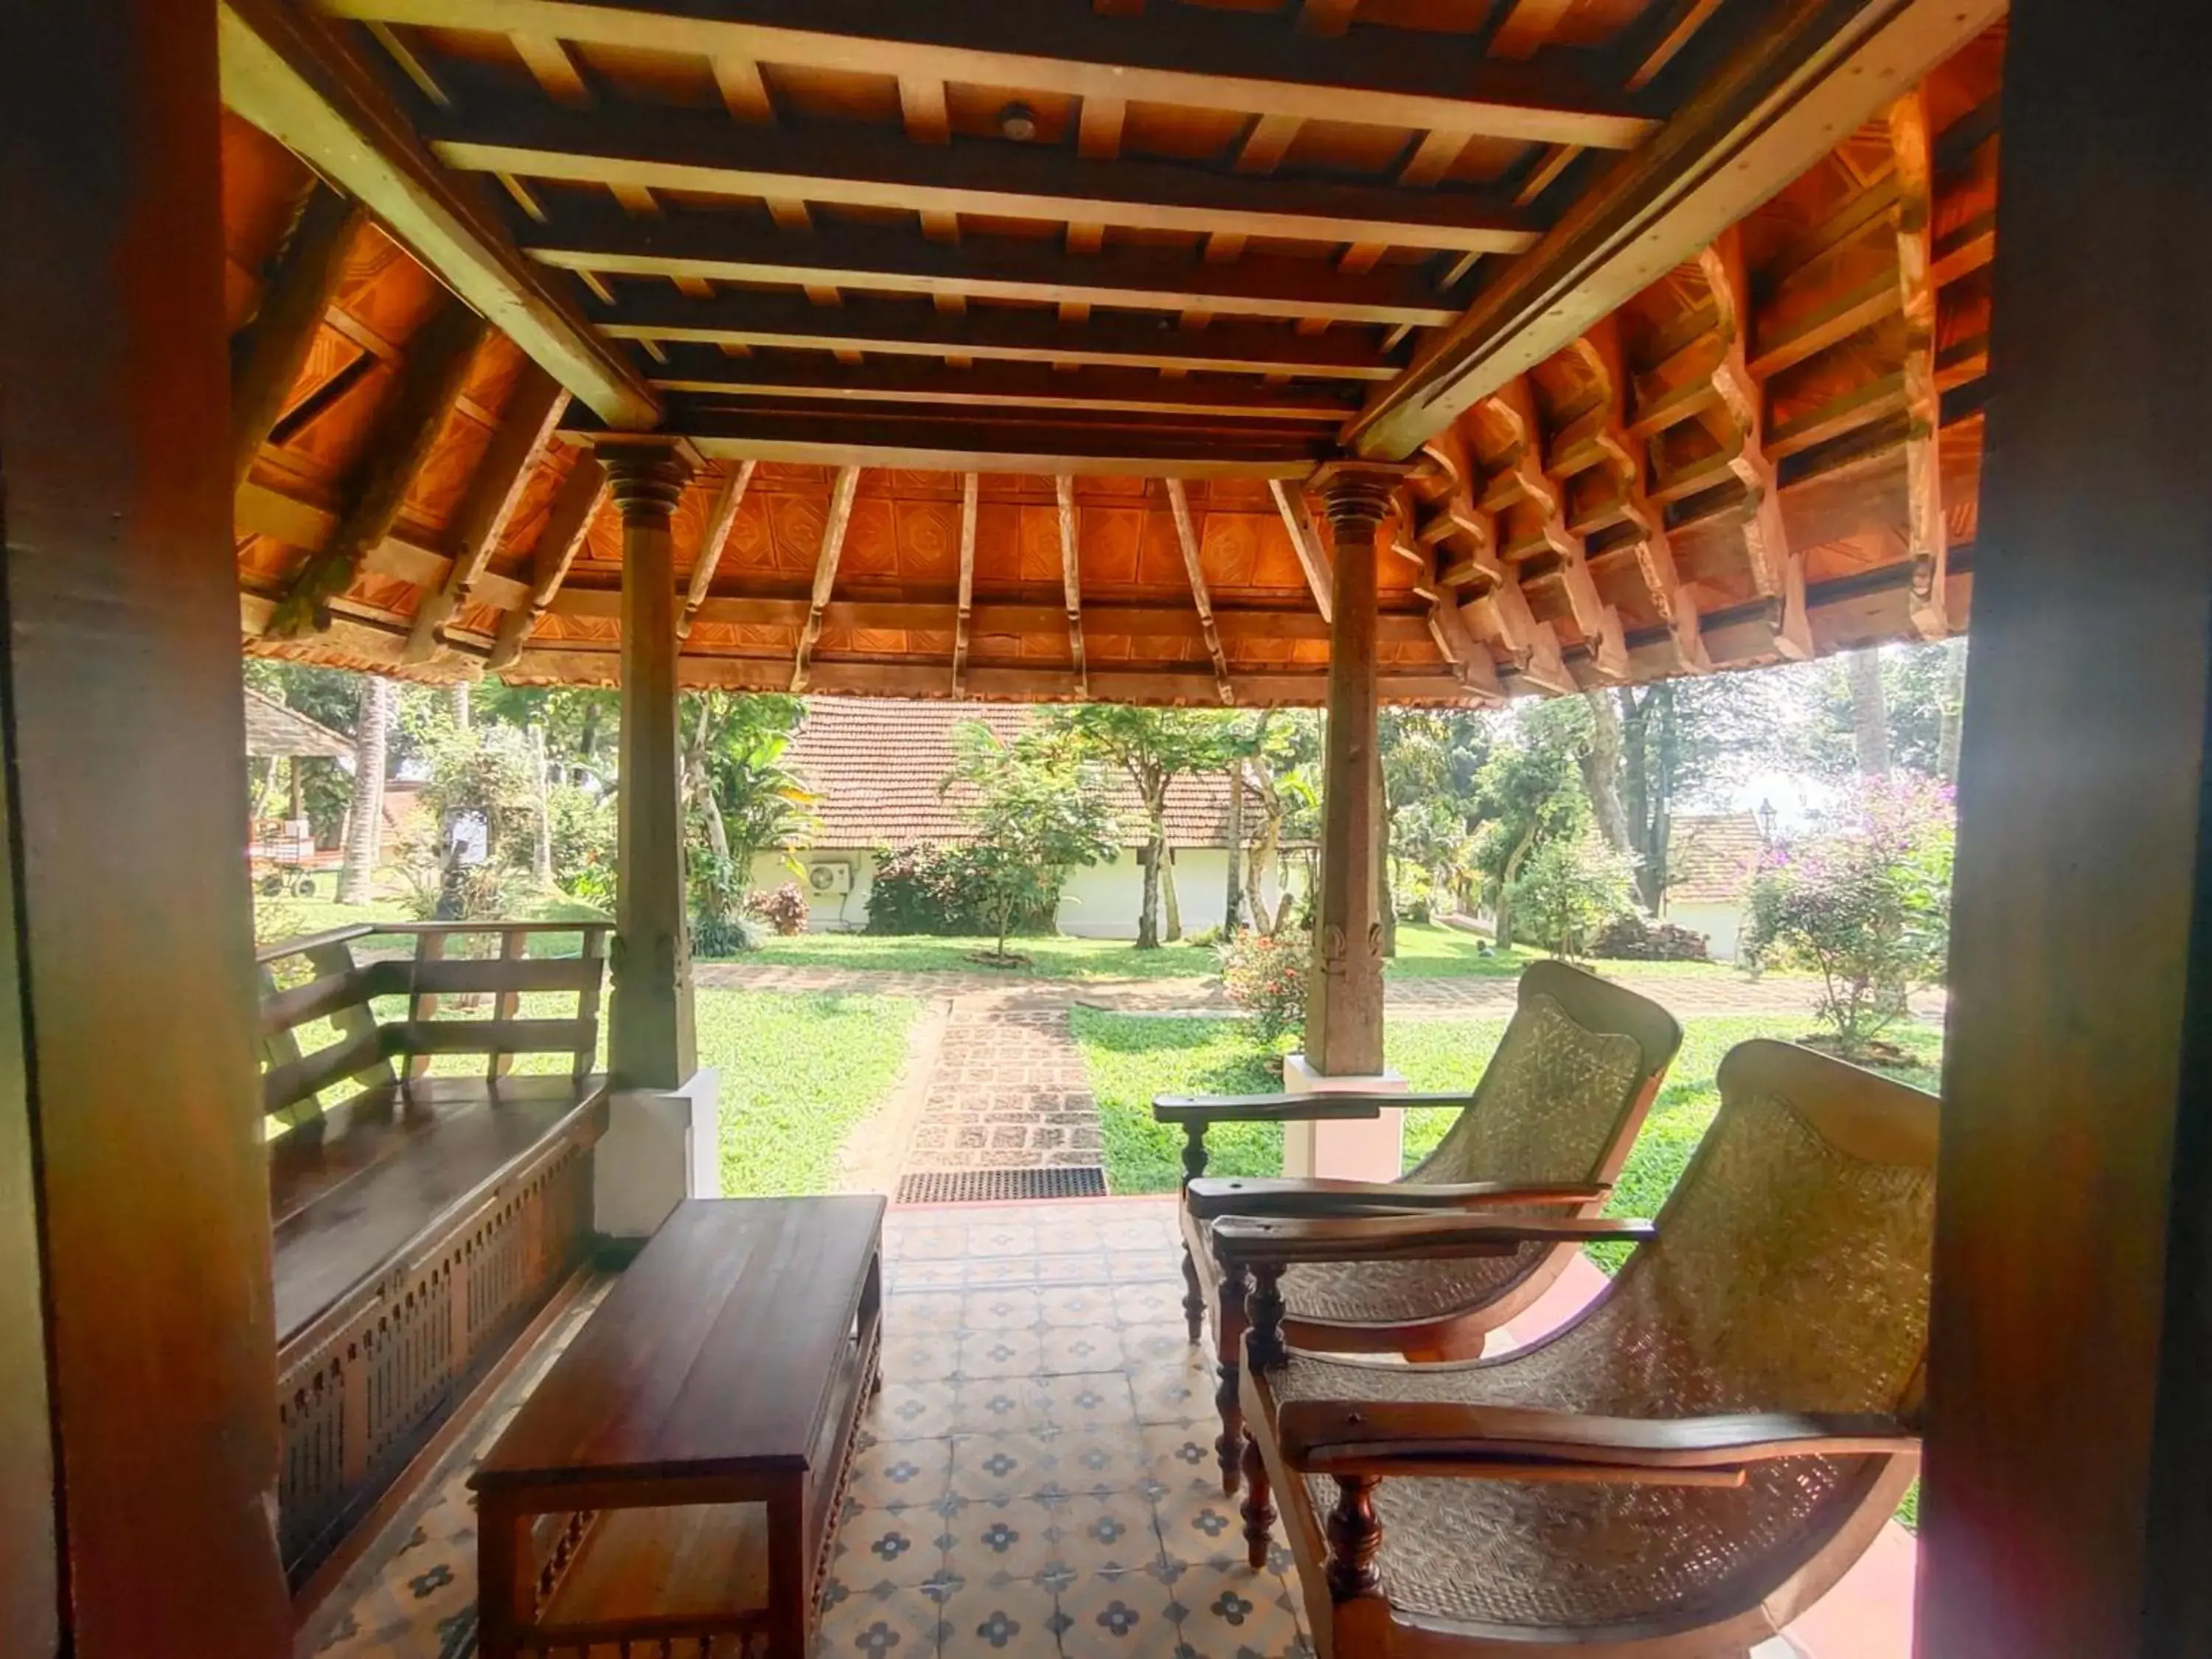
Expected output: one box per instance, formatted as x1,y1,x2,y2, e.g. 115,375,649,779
268,302,486,638
1700,227,1809,658
403,369,568,661
1489,0,1577,58
1165,481,1233,703
1346,0,2006,457
1582,319,1708,671
1269,479,1335,624
1891,87,1947,640
327,0,1655,150
487,457,605,668
653,408,1326,477
217,0,657,428
678,459,754,640
1055,476,1088,698
1489,377,1627,681
428,97,1538,257
229,187,370,488
647,356,1356,422
790,465,860,692
598,289,1399,380
519,202,1462,328
953,472,978,694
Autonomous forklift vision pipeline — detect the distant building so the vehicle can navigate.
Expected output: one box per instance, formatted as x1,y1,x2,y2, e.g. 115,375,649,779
1661,811,1767,961
760,698,1293,937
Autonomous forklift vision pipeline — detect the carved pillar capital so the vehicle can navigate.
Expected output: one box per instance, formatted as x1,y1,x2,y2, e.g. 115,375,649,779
1308,459,1412,542
598,437,696,522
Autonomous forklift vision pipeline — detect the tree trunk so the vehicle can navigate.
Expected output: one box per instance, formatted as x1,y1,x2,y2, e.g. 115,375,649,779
1938,636,1969,784
1222,762,1245,933
1375,745,1397,957
1136,813,1164,949
577,699,600,786
531,724,554,888
1618,689,1661,909
1649,682,1680,912
287,756,305,824
1579,690,1633,853
338,675,389,905
1492,823,1537,949
1161,844,1182,941
451,681,470,731
1846,647,1892,778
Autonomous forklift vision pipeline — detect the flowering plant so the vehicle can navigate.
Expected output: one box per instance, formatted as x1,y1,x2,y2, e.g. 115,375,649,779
1220,928,1309,1047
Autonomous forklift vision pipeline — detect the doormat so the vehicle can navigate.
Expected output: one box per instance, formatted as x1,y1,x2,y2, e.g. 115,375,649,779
895,1166,1109,1204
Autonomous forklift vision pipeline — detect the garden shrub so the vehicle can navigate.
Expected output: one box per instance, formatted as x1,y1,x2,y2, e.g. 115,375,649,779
1512,839,1635,960
1220,928,1309,1046
1745,778,1953,1059
1593,912,1711,961
864,841,1057,937
745,880,811,936
693,913,761,958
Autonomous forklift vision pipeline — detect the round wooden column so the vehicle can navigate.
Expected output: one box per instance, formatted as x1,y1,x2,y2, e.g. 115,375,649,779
1302,462,1408,1077
604,439,698,1092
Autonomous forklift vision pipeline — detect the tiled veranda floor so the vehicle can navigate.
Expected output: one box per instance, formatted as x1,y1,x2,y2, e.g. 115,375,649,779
304,1198,1916,1659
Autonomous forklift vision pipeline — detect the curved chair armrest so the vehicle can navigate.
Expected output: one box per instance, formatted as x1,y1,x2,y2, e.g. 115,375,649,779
1275,1399,1919,1481
1211,1210,1653,1267
1153,1091,1464,1125
1186,1176,1607,1222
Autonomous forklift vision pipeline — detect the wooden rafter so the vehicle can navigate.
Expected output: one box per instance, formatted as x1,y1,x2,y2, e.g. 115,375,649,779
790,465,860,693
403,369,568,661
431,100,1540,257
266,302,487,639
1890,87,1948,640
520,202,1464,329
1164,481,1232,705
646,358,1355,422
1700,227,1811,658
664,411,1323,478
1346,0,2006,457
1268,480,1334,625
229,186,370,488
1056,476,1089,698
1422,428,1572,693
1391,500,1501,700
953,473,978,695
486,457,605,668
1489,377,1628,682
678,459,755,641
598,291,1398,380
326,0,1655,150
218,0,658,428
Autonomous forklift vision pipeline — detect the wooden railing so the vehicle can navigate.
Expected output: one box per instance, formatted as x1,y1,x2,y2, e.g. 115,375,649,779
256,919,613,1593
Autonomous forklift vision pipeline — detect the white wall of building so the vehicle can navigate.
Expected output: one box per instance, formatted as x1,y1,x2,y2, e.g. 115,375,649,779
1665,900,1745,963
754,846,1290,939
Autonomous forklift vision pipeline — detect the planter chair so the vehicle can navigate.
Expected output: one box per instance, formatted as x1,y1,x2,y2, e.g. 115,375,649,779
1213,1039,1935,1659
1153,961,1681,1493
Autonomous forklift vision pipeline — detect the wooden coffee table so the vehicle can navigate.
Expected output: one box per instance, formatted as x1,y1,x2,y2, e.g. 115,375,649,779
471,1196,884,1658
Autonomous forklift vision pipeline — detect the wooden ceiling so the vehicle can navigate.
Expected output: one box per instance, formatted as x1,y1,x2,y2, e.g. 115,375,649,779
220,0,2006,705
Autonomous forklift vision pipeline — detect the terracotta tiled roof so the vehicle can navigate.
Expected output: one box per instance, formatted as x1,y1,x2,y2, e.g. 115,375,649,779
781,698,1248,850
1666,812,1766,905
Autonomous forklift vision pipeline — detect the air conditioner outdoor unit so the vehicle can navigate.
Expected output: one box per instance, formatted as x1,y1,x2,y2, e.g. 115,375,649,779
809,860,853,897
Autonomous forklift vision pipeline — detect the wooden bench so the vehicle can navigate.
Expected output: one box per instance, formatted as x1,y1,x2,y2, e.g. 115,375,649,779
472,1197,886,1659
257,919,612,1590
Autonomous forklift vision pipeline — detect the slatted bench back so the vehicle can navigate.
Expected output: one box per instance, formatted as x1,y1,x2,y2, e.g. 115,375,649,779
257,920,610,1133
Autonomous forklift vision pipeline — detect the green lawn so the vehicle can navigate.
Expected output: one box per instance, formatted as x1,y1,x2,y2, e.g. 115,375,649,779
1075,1007,1943,1271
727,922,1757,987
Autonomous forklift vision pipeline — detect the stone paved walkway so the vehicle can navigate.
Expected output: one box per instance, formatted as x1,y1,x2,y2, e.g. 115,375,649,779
904,992,1106,1173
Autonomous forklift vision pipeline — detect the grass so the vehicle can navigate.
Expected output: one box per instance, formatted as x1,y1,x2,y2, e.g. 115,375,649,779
695,988,919,1197
727,922,1759,987
1075,1008,1944,1265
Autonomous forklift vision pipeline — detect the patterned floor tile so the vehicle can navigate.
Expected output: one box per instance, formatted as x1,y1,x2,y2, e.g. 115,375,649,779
834,1505,949,1591
956,1328,1046,1379
950,1376,1054,1436
1055,1569,1188,1659
869,1380,956,1441
1168,1565,1313,1659
930,1570,1062,1654
849,1436,955,1509
961,1287,1047,1331
1152,1480,1253,1571
940,1495,1063,1581
813,1583,944,1659
950,1431,1063,1500
1029,1371,1139,1433
1049,1494,1166,1576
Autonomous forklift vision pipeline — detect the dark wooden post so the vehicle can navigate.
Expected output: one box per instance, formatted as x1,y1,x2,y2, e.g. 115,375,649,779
603,438,698,1092
1301,462,1405,1077
1918,4,2212,1655
0,0,293,1650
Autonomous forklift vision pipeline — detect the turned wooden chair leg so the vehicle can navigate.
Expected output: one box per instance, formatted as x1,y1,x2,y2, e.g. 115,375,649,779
1215,1266,1248,1495
1239,1433,1275,1570
1180,1241,1205,1343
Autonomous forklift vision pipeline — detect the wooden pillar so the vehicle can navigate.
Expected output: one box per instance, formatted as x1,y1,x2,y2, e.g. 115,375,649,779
0,1,291,1652
603,439,698,1093
1917,4,2212,1655
1301,463,1405,1077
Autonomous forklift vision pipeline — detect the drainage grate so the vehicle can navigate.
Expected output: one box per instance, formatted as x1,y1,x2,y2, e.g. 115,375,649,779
896,1166,1109,1205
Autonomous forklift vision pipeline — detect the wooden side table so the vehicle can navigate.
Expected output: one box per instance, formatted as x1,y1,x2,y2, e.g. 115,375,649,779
471,1196,885,1657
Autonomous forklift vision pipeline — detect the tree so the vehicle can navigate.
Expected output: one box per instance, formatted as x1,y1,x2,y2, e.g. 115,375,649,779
337,674,389,905
1511,837,1635,961
1380,708,1491,931
1036,706,1239,947
680,692,814,944
1791,641,1958,782
1472,703,1588,949
947,721,1121,961
1610,673,1788,911
1844,647,1891,777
